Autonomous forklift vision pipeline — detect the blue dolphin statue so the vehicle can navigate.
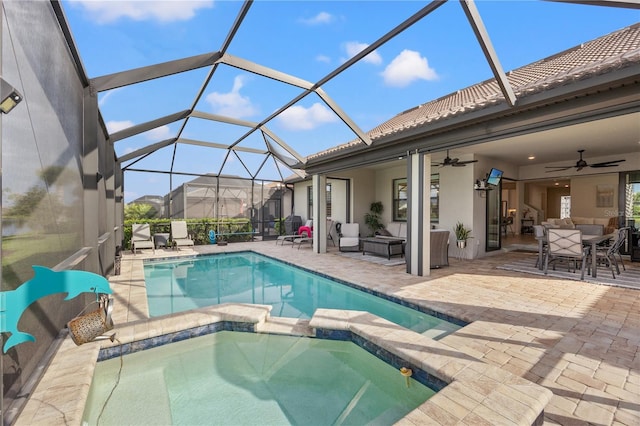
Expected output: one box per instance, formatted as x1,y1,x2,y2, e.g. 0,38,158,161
1,265,113,353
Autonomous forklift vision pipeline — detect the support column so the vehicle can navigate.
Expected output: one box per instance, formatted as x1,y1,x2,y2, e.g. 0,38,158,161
312,174,327,253
516,180,525,234
82,86,100,273
406,152,432,276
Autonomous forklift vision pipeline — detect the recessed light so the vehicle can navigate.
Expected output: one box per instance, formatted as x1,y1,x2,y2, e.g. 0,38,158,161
555,182,559,186
565,184,569,188
528,155,535,160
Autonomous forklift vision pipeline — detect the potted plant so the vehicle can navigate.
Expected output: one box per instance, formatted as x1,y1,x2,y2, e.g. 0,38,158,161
365,201,385,236
454,221,472,248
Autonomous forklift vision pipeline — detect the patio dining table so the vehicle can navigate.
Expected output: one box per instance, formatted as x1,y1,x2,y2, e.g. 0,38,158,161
536,233,614,278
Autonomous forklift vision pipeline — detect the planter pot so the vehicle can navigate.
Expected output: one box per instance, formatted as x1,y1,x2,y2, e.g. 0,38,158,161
217,241,228,246
456,240,467,249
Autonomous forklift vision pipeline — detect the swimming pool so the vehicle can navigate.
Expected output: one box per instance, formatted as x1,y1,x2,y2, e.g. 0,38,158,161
144,252,462,337
83,331,435,425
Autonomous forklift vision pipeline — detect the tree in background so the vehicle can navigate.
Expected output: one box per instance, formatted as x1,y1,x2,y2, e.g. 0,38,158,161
125,203,157,221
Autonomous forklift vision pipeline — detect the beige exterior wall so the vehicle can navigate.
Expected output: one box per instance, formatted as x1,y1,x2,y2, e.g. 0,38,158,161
570,173,619,218
373,164,406,227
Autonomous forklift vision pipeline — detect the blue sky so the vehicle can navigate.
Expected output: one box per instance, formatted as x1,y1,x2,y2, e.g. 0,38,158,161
61,1,639,203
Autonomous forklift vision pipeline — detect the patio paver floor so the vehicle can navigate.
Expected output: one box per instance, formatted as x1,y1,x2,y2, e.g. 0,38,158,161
18,241,640,425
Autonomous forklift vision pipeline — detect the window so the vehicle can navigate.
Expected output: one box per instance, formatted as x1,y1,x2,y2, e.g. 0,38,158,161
560,196,571,219
307,183,332,218
625,171,640,228
393,178,407,221
430,174,439,223
393,175,439,222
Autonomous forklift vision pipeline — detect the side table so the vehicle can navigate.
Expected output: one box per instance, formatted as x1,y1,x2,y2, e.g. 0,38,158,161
154,233,170,249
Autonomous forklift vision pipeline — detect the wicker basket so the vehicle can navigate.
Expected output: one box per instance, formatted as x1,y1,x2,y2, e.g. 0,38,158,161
67,296,114,346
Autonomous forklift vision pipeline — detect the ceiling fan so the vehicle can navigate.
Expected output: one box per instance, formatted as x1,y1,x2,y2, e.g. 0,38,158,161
432,150,478,167
545,149,625,172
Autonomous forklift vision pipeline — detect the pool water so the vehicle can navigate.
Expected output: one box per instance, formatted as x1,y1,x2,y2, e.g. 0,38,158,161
83,332,435,425
144,252,460,337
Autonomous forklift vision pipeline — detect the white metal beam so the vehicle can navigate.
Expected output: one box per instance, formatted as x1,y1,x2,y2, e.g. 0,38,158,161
118,139,176,163
110,110,190,142
177,137,266,154
92,52,222,92
460,0,517,107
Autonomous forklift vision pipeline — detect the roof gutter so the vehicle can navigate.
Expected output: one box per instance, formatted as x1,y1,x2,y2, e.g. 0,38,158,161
302,66,640,175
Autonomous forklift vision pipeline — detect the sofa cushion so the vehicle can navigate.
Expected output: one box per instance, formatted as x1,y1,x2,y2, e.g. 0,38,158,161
559,218,575,228
571,217,593,225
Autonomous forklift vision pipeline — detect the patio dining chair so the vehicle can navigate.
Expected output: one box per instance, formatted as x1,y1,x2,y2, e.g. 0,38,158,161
591,227,628,278
544,228,588,280
533,225,547,268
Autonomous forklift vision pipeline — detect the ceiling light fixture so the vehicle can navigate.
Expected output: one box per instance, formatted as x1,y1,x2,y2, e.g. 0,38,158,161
0,78,23,114
528,155,535,160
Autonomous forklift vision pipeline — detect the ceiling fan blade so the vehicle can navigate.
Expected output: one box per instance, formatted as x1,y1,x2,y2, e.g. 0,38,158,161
457,159,478,165
545,167,572,172
590,159,625,168
545,165,573,169
452,163,467,167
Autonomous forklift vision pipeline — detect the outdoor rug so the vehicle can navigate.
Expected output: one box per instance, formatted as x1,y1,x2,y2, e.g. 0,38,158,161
497,256,640,290
337,251,406,267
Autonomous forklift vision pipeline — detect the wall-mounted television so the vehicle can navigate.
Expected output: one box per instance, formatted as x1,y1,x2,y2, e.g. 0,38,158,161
486,168,503,186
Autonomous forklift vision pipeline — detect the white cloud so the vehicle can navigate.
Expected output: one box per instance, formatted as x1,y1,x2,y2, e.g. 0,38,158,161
277,103,337,131
299,12,334,25
106,120,134,134
344,41,382,65
68,0,214,24
205,75,258,118
146,125,172,140
316,54,331,64
381,50,438,87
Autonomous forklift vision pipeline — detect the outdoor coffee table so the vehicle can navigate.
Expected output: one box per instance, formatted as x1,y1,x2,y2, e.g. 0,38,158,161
361,237,405,260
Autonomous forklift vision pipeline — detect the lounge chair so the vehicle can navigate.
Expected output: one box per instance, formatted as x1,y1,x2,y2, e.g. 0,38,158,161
131,223,155,255
278,219,312,246
171,220,195,250
292,233,313,249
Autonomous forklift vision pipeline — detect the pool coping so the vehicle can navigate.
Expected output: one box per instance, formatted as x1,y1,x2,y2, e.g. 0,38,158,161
15,303,552,425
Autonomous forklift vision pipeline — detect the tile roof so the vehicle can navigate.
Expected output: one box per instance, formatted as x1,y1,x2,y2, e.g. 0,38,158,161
308,23,640,161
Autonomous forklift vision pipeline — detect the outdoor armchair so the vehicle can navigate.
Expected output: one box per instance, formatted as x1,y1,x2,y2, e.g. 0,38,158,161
339,223,360,252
